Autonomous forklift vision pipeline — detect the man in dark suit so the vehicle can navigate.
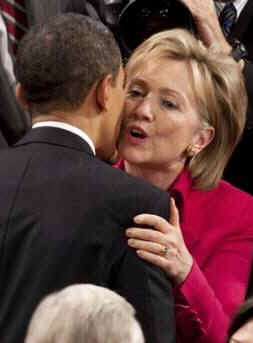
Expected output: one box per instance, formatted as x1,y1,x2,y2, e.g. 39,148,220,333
217,0,252,61
0,13,175,343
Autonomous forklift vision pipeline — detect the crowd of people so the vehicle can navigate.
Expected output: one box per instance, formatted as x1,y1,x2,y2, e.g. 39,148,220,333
0,1,253,343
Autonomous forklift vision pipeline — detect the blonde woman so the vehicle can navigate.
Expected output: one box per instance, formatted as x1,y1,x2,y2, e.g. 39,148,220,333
115,29,253,343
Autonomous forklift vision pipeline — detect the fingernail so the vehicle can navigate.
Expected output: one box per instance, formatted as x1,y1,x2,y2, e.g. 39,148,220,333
134,215,144,223
128,239,134,246
126,229,132,236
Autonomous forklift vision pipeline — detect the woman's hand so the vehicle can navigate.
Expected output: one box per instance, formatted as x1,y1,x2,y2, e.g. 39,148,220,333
126,198,193,285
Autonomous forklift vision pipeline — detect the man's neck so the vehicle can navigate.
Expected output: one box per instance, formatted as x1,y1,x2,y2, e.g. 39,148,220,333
32,113,92,139
32,114,96,155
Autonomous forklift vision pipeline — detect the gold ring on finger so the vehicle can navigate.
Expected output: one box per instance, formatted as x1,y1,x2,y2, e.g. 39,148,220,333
161,245,168,255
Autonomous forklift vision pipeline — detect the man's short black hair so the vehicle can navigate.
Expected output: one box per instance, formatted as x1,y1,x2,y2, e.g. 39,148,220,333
16,13,121,115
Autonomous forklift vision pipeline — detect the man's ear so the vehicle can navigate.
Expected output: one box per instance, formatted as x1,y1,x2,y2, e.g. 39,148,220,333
15,83,28,111
95,74,113,112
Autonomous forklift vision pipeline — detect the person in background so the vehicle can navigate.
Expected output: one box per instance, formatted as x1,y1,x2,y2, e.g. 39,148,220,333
24,0,69,25
0,0,28,55
0,13,15,85
214,0,252,61
0,9,30,146
114,28,253,343
0,50,30,148
25,284,144,343
180,0,252,61
227,297,253,343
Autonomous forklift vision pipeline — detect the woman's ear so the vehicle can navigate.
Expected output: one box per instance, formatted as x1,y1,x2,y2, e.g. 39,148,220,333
15,83,28,111
95,74,113,112
193,126,215,154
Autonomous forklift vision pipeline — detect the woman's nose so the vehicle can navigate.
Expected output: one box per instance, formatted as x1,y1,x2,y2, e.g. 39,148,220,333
134,98,154,121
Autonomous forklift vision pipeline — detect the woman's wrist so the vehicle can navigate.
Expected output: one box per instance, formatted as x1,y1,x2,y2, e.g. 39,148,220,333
173,253,194,286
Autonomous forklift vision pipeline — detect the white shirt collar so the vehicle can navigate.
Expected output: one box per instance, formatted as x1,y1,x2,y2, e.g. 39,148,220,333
32,121,96,155
215,0,248,18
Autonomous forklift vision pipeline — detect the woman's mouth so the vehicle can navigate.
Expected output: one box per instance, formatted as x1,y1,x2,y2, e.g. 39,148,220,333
130,129,147,139
126,126,148,144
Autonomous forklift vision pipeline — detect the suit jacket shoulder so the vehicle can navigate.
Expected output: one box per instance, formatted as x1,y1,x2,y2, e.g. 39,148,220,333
0,128,175,343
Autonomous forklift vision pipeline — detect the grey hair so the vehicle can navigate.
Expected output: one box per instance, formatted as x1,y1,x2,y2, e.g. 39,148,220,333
25,284,144,343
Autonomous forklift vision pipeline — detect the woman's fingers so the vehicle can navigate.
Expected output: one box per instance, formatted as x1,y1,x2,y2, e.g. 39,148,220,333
126,227,167,244
128,198,181,246
170,198,180,228
136,250,168,271
128,238,168,256
133,214,170,234
128,198,193,283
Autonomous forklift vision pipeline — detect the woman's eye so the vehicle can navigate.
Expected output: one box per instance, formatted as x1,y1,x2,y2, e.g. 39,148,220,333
162,99,177,109
127,89,143,97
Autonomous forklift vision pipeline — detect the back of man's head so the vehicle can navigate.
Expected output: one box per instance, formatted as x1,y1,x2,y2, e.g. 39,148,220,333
16,13,121,116
25,284,144,343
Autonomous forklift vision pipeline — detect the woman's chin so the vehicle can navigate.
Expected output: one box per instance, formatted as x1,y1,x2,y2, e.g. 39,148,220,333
119,151,148,166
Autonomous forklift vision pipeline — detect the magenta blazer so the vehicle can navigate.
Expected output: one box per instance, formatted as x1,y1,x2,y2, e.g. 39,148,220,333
115,161,253,343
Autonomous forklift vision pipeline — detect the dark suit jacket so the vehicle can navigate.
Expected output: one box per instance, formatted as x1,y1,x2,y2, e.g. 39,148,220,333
0,127,175,343
230,0,253,62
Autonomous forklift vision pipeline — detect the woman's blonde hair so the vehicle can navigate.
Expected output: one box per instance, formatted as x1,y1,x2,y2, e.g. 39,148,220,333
125,29,247,190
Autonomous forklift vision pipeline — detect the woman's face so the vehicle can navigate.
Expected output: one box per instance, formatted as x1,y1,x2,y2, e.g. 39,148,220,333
118,57,209,169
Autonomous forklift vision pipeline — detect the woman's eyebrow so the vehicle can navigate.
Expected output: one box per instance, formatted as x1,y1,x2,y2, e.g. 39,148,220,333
160,87,186,104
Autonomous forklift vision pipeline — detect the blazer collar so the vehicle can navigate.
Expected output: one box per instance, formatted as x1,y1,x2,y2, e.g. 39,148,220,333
15,127,95,157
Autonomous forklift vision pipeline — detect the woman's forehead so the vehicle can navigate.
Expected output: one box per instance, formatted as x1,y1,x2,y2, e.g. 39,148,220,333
128,58,194,92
